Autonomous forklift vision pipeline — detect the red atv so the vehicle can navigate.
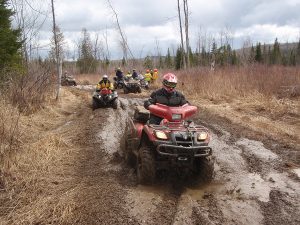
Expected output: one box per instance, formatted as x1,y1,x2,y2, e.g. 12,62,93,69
125,103,214,184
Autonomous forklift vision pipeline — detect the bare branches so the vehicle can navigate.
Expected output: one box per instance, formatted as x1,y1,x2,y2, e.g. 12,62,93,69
106,0,134,61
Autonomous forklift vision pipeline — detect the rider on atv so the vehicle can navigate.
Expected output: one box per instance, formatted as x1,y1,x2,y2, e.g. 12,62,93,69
96,75,114,92
115,68,124,80
144,73,188,124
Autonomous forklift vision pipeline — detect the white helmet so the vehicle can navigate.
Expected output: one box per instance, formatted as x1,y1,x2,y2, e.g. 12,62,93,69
103,74,108,80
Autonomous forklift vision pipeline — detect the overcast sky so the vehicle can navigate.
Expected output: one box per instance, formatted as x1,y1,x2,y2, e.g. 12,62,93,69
24,0,300,59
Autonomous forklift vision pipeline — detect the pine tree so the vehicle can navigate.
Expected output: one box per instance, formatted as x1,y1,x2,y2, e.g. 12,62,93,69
249,45,255,63
255,42,263,63
296,38,300,65
175,46,184,70
77,28,97,73
271,38,281,64
143,56,153,69
164,48,172,68
0,0,22,74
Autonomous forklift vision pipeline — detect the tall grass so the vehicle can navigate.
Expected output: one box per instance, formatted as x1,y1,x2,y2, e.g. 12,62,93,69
0,62,55,188
175,65,300,99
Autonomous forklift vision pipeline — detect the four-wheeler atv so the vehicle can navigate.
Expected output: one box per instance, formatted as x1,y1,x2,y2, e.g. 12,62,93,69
123,78,142,94
113,77,125,89
92,88,119,110
139,77,149,90
61,75,77,86
125,104,214,184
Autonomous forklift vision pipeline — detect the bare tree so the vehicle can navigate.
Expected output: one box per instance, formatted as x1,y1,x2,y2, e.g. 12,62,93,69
106,0,134,62
10,0,49,65
177,0,186,69
183,0,190,68
51,0,61,100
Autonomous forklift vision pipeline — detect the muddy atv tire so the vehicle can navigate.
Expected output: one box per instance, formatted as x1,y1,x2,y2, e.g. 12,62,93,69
124,136,136,167
92,99,99,110
137,146,155,184
195,156,215,183
124,87,129,94
112,99,118,109
137,86,142,93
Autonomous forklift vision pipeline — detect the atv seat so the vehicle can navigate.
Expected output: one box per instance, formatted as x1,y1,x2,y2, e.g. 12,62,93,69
134,106,149,123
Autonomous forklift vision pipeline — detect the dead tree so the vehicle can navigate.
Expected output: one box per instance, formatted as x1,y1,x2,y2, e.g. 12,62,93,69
177,0,186,69
106,0,134,64
51,0,61,100
183,0,190,68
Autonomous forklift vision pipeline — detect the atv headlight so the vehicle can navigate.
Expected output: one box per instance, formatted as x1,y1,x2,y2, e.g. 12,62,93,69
172,114,182,120
197,132,208,141
154,131,168,140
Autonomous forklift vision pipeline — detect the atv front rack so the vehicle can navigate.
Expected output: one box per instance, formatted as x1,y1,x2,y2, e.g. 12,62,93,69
156,144,212,157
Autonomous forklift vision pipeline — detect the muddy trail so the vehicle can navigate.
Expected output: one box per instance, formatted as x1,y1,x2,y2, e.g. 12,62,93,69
1,86,299,225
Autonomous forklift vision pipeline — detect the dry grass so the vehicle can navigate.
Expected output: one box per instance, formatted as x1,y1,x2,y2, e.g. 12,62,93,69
175,65,300,99
0,89,79,224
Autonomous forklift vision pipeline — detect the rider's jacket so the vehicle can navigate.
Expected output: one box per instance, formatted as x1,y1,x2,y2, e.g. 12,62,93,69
144,88,188,124
97,80,113,90
116,71,123,79
152,71,158,80
132,71,138,79
144,73,152,82
144,88,187,109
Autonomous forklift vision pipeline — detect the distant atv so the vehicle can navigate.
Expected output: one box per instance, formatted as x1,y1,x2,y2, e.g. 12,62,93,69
125,104,214,184
139,77,149,90
61,75,77,86
113,77,125,89
123,78,142,94
92,88,118,110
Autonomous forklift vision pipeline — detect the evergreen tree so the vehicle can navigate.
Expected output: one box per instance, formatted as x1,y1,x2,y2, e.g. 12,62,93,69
289,50,296,66
77,28,97,73
255,42,263,63
271,38,281,64
249,45,255,63
143,55,153,69
0,0,22,74
296,38,300,65
231,50,238,65
158,55,164,69
48,26,65,63
175,47,184,70
164,48,172,68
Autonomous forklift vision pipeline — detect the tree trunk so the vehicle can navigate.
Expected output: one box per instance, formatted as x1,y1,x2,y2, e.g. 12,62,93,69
51,0,61,100
177,0,186,69
183,0,190,68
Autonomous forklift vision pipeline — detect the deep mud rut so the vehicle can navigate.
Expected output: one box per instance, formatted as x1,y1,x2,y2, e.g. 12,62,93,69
2,86,299,225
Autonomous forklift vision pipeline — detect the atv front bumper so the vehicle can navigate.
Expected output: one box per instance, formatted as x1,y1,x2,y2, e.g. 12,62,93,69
155,142,212,158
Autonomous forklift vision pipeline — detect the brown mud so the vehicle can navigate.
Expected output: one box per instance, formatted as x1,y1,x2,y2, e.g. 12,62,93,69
0,86,299,225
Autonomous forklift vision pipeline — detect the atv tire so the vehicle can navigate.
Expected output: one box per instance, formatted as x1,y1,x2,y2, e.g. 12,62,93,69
137,145,155,184
195,156,214,183
92,99,99,110
137,86,142,93
124,135,136,167
124,87,129,94
112,99,118,109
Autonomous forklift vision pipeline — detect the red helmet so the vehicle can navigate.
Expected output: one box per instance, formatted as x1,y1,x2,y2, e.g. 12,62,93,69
162,73,178,93
146,69,150,73
154,68,158,72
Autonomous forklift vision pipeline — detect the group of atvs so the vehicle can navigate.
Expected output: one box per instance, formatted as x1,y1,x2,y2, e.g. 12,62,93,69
92,75,149,110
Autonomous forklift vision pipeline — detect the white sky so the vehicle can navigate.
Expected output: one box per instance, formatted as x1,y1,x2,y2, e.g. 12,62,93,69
16,0,300,59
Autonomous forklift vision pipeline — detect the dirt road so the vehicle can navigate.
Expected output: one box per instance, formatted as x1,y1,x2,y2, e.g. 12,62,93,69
1,86,299,225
